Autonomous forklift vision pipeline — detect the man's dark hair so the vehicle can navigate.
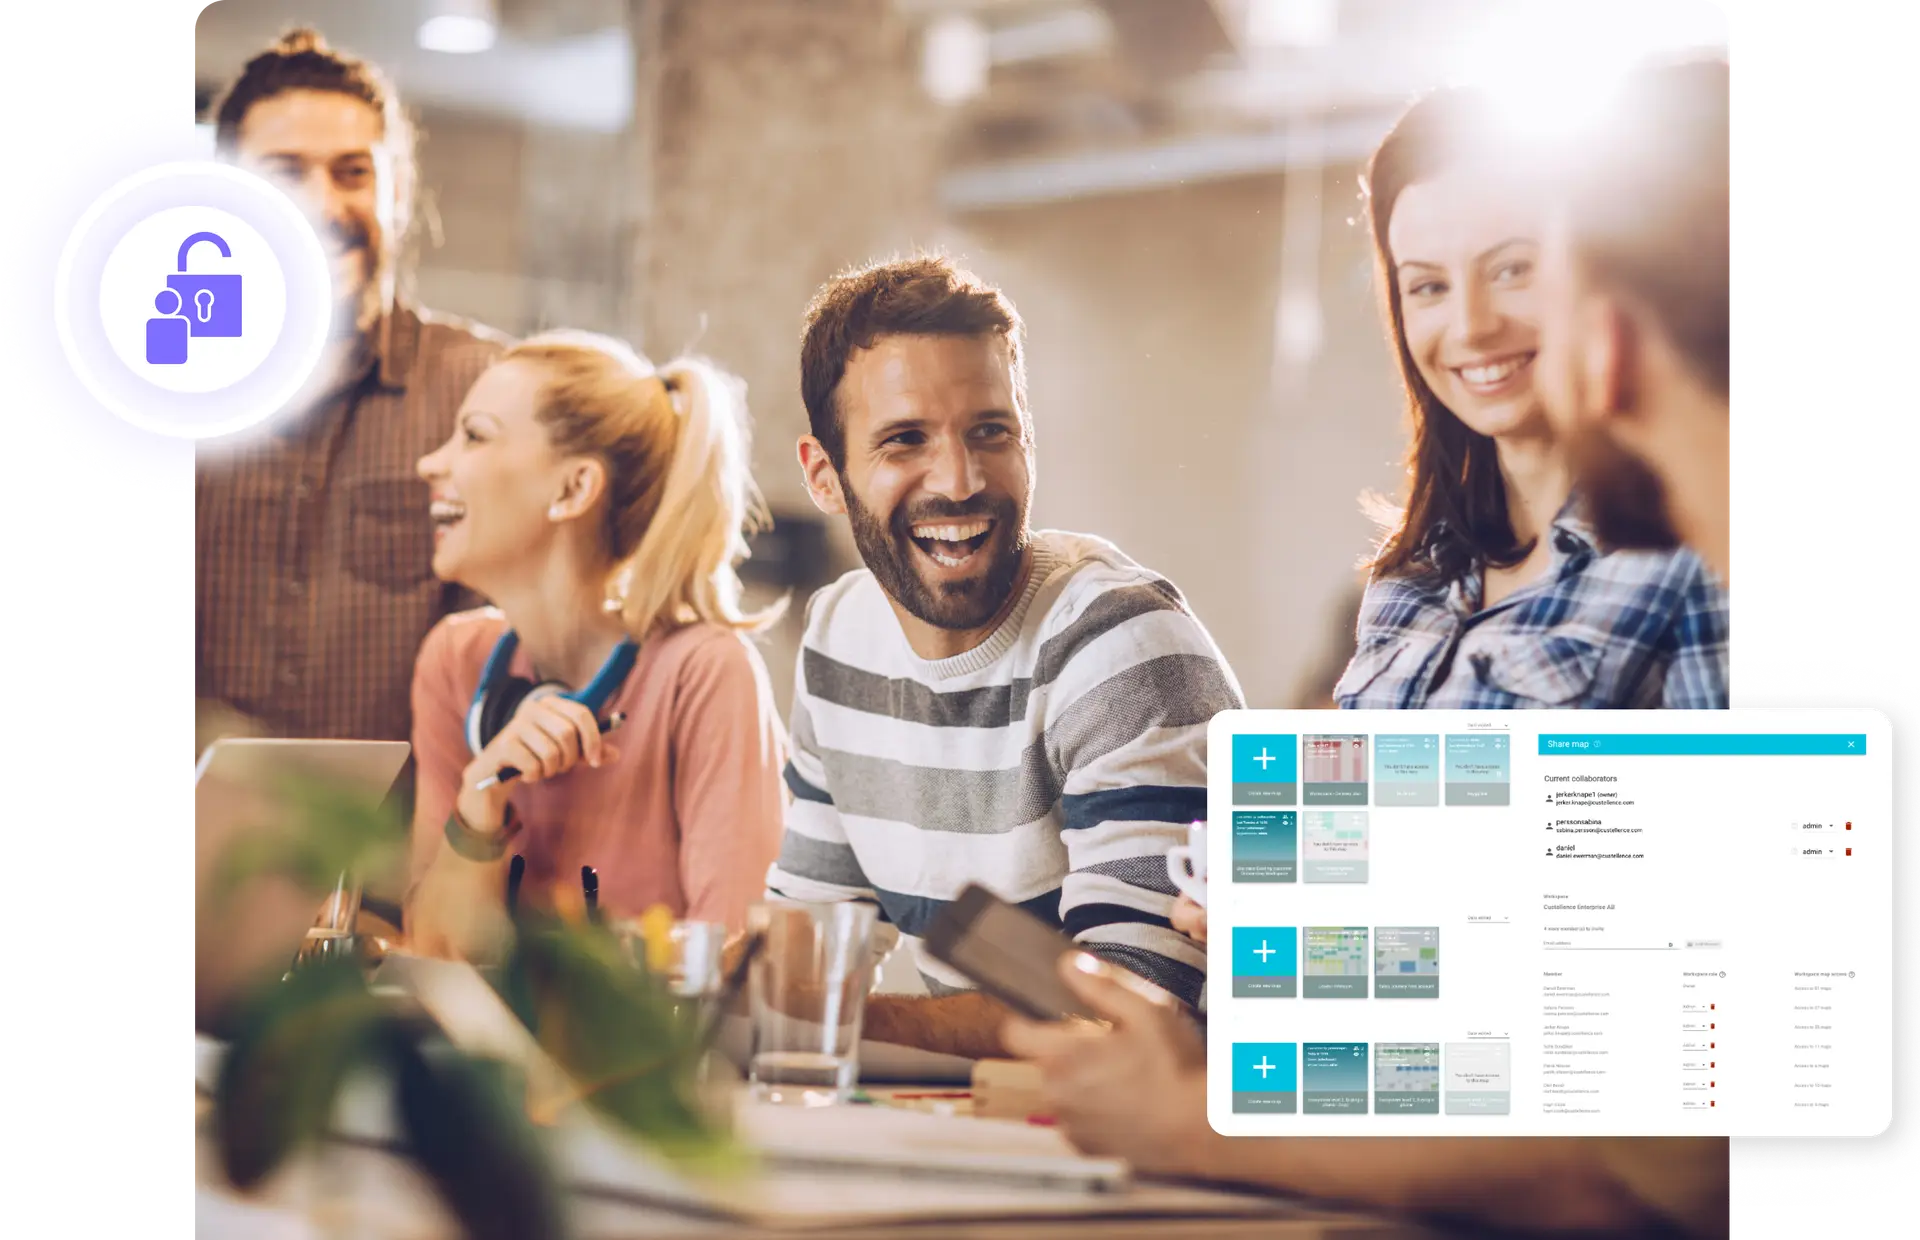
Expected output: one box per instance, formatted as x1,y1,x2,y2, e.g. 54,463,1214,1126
799,255,1027,469
210,27,416,237
1565,58,1730,397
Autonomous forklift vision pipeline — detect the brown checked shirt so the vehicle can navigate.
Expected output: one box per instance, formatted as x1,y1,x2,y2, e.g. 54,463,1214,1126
196,305,509,745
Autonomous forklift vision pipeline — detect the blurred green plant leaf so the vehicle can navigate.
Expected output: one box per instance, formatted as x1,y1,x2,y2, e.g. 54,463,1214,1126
209,773,739,1240
394,1034,572,1240
213,772,405,900
213,957,393,1189
507,916,743,1173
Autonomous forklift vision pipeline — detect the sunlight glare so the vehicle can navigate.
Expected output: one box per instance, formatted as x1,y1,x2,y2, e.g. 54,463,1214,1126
1453,0,1727,146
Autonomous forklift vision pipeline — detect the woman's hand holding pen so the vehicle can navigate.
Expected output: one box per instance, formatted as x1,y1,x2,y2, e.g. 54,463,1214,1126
455,695,621,834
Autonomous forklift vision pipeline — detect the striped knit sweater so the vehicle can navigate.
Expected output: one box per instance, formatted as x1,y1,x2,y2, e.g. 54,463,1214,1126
765,529,1244,1007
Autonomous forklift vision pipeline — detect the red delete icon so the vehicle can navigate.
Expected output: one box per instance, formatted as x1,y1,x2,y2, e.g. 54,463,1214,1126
1846,821,1852,830
1711,1003,1715,1010
1847,847,1853,856
1710,1100,1715,1107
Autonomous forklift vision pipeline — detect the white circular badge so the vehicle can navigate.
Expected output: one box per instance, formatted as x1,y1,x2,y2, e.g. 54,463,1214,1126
55,162,332,439
98,206,289,394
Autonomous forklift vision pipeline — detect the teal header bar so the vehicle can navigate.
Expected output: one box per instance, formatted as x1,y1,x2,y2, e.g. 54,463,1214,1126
1538,734,1867,756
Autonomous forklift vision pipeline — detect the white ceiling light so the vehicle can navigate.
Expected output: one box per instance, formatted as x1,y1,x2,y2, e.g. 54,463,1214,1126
1245,0,1339,50
922,14,991,105
419,0,499,55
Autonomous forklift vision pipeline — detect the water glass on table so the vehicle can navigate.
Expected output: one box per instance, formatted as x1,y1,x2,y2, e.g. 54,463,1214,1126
616,912,727,997
667,920,727,998
747,901,879,1106
293,871,362,970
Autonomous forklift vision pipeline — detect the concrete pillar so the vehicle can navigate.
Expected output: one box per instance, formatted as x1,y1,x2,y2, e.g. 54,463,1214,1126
625,0,945,512
519,122,632,335
617,0,946,715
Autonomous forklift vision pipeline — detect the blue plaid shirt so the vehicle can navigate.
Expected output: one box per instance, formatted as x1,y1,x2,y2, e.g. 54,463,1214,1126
1335,501,1728,710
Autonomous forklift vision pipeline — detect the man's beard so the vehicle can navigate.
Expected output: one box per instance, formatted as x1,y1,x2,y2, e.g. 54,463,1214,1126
1565,420,1682,552
327,217,386,339
843,480,1029,632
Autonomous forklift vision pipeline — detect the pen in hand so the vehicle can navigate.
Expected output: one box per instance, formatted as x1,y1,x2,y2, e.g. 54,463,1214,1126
581,865,600,924
506,854,525,916
474,711,626,791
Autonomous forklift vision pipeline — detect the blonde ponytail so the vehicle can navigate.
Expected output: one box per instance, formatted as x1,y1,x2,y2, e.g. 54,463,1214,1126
610,356,784,636
506,330,785,641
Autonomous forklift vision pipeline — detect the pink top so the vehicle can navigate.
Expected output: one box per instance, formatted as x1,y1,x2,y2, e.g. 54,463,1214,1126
408,609,786,931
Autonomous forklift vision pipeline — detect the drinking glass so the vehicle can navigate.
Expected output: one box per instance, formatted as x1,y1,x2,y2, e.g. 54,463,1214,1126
615,915,727,997
293,871,361,970
667,920,727,998
746,901,879,1106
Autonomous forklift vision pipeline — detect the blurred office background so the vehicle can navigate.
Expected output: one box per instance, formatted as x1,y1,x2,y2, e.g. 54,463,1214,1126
196,0,1728,715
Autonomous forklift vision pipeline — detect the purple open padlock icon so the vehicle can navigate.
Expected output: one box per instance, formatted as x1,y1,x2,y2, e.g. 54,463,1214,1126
165,231,243,338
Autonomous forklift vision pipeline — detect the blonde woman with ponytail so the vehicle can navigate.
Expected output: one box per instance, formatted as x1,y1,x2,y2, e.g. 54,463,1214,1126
405,330,786,959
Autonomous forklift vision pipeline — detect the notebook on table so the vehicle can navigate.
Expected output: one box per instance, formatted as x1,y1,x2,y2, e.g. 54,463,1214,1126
199,954,1307,1230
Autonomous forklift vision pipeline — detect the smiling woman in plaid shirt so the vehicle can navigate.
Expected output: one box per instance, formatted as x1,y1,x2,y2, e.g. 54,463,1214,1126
1016,65,1733,1240
1333,86,1727,711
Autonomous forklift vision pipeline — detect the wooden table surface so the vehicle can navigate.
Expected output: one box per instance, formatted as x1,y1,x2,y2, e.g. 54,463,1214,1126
194,1095,1452,1240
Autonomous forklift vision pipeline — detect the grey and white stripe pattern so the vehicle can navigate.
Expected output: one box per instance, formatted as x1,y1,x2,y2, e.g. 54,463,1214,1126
766,530,1243,1007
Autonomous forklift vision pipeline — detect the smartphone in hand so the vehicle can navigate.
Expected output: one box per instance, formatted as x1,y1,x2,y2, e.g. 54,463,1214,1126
923,884,1103,1022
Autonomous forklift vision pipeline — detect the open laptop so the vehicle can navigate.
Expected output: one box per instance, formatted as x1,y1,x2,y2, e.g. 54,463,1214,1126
195,738,409,1025
194,735,411,792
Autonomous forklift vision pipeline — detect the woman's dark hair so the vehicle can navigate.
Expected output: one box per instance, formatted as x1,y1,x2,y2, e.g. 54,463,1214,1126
1361,87,1537,582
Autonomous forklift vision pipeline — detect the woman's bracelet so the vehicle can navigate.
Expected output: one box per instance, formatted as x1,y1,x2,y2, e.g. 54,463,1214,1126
444,799,522,863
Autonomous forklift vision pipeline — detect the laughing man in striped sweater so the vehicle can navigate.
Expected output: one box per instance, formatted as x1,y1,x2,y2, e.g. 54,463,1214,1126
768,255,1243,1059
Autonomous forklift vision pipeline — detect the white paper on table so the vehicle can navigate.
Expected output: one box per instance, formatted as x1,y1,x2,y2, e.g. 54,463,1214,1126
198,957,1303,1229
560,1094,1309,1232
737,1095,1128,1189
198,1031,1299,1228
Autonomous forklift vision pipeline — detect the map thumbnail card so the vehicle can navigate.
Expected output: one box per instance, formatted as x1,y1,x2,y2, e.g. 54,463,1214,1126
1303,734,1369,805
1232,926,1298,997
1445,733,1512,806
1303,926,1369,998
1304,1042,1370,1114
1445,1041,1513,1115
1233,810,1297,882
1374,926,1439,998
1374,733,1440,806
1233,733,1298,805
1233,1042,1299,1113
1374,1043,1442,1114
1302,810,1369,883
